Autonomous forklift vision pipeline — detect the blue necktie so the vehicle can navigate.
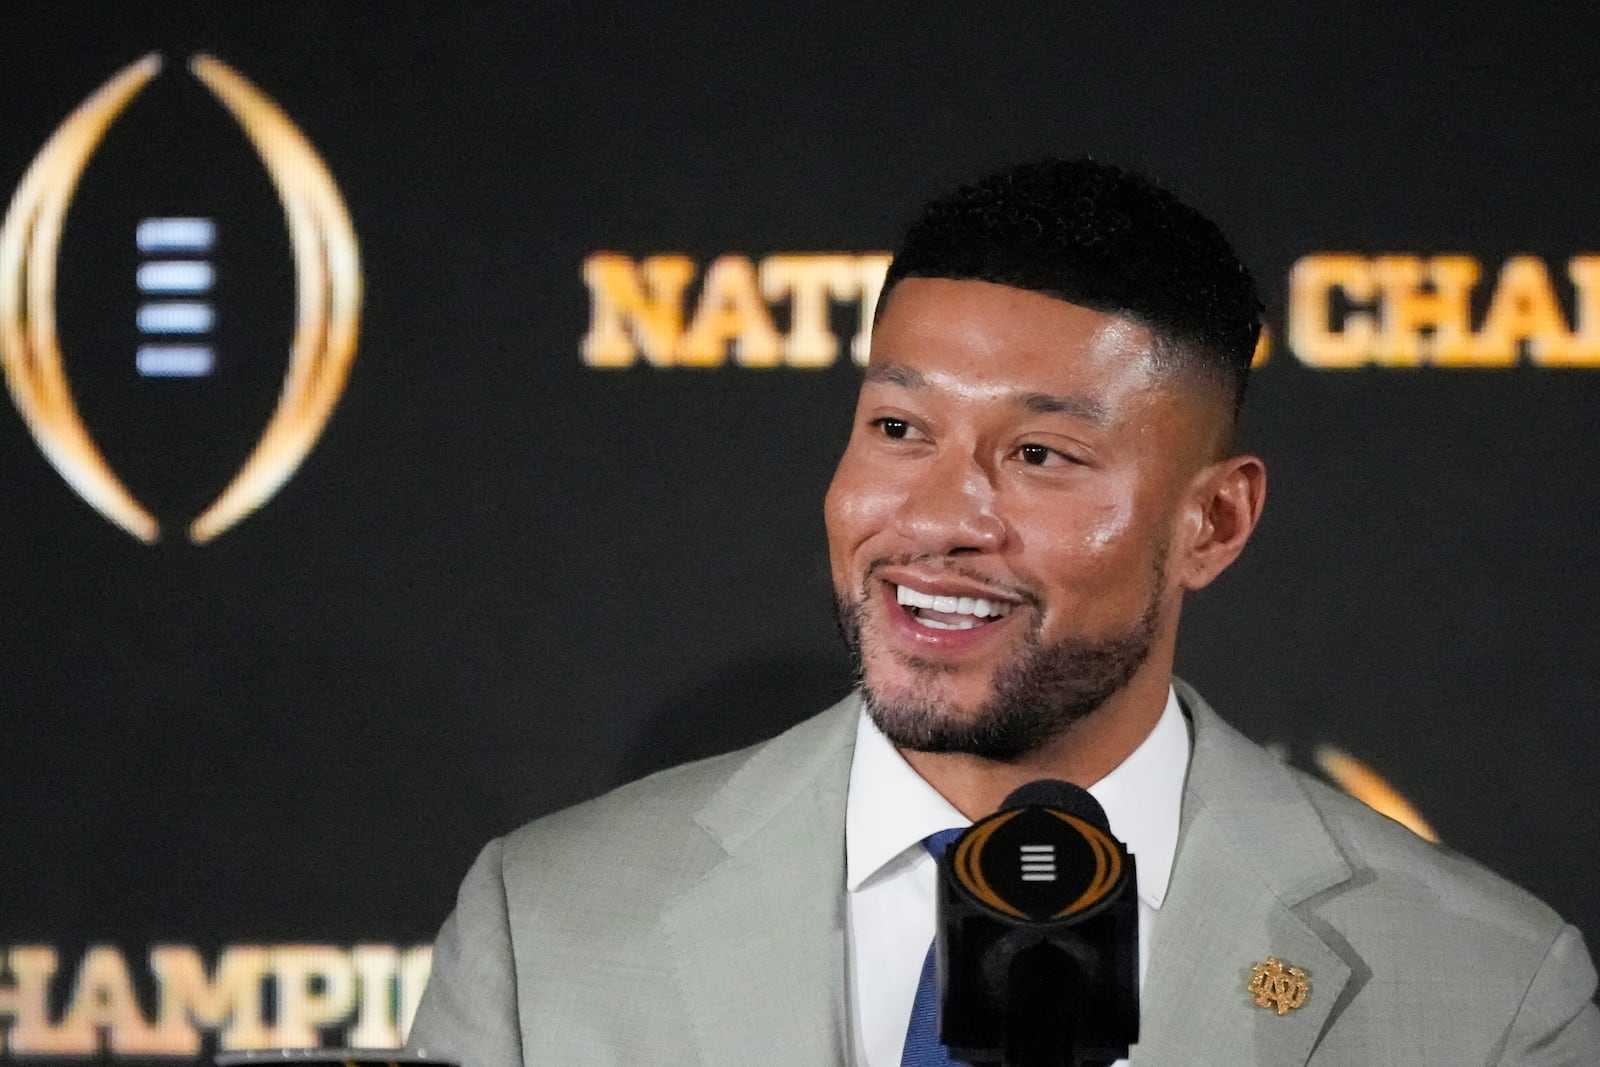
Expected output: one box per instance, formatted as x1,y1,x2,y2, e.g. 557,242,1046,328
900,827,966,1067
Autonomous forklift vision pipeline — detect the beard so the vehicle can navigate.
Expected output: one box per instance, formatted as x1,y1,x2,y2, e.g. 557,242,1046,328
833,558,1165,762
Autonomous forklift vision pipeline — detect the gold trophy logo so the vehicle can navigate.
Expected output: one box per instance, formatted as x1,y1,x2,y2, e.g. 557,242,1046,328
0,53,362,543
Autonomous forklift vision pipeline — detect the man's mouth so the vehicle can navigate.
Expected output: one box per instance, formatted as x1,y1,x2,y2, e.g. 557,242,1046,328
894,583,1016,631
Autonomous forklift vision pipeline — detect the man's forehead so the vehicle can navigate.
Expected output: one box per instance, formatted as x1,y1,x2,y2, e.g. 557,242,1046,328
876,276,1154,339
860,278,1230,428
862,360,1113,426
873,277,1157,364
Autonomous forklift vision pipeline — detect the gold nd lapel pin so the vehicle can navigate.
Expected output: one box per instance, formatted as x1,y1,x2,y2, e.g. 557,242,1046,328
1248,957,1310,1015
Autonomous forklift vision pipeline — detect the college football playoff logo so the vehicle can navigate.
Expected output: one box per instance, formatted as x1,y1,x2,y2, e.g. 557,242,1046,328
0,53,361,543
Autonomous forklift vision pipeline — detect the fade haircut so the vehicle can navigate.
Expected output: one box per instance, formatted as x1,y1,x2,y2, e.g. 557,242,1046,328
880,158,1262,416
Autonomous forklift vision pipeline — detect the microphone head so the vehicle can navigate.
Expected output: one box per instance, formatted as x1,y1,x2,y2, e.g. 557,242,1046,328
1000,778,1110,831
939,778,1132,925
935,791,1141,1064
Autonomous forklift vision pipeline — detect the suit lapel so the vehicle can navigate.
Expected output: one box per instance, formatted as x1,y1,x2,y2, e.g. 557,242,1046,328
1133,684,1360,1067
654,685,1369,1067
661,696,859,1067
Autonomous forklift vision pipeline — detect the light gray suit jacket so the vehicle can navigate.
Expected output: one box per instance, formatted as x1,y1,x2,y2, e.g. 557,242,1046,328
408,684,1600,1065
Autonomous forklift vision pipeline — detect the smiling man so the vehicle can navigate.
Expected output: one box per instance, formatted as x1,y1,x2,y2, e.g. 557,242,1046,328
828,275,1257,807
409,160,1599,1067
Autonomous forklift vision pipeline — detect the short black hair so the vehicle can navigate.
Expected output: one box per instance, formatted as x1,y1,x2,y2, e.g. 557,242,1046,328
880,158,1262,414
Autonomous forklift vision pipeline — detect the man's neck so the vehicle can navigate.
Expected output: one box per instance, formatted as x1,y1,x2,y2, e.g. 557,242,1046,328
896,667,1174,820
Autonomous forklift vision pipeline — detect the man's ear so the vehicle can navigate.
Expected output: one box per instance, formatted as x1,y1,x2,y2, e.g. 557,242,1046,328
1176,454,1266,591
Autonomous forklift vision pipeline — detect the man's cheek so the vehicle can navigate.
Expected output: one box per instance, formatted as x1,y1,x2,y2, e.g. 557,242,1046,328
830,453,907,527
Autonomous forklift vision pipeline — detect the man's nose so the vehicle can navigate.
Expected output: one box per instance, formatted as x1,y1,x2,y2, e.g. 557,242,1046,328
892,448,1006,555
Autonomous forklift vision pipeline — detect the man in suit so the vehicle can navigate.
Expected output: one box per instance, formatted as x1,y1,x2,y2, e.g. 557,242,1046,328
408,160,1600,1065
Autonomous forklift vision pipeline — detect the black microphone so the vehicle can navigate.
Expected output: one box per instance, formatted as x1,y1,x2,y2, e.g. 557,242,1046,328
932,779,1139,1067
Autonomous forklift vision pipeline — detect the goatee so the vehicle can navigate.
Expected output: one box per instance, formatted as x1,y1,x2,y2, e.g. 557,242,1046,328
833,574,1163,762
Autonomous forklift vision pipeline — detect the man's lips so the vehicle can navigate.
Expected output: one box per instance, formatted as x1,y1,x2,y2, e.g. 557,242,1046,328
871,577,1029,649
894,583,1014,629
871,564,1031,606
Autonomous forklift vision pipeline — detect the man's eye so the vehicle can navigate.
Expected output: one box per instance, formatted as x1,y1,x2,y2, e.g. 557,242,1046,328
873,417,918,440
1018,443,1076,466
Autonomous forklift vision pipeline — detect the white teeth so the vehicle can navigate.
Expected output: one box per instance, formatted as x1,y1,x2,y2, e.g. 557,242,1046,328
894,584,1014,618
916,615,979,630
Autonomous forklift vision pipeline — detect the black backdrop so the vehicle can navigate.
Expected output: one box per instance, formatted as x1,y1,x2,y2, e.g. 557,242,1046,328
3,2,1598,1057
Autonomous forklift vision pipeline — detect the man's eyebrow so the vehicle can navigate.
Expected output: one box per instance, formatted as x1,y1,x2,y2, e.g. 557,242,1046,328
1018,392,1109,424
862,362,924,388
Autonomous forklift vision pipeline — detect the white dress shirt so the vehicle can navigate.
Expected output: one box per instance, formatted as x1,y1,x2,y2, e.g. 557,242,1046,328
844,687,1191,1067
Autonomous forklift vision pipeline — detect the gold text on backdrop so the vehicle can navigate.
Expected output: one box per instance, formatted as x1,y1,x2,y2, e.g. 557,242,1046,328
1291,254,1600,367
583,252,1600,370
0,944,430,1055
583,253,890,368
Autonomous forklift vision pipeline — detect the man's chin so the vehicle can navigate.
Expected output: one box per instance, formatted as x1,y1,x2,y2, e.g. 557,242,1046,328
838,588,1159,761
860,683,1063,762
863,660,985,704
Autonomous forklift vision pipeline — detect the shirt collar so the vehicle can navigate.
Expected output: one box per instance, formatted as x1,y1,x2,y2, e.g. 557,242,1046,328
844,687,1190,910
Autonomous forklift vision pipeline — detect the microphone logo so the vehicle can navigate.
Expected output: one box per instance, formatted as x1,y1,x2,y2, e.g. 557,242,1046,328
0,53,361,543
950,805,1128,923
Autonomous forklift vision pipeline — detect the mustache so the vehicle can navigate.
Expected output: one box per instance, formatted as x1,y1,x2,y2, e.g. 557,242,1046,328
859,554,1042,608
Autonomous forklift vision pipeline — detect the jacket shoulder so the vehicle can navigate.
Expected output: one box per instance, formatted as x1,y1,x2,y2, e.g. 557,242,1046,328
497,693,857,890
1287,765,1599,1059
1180,681,1566,945
1290,764,1567,939
1180,687,1597,1059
